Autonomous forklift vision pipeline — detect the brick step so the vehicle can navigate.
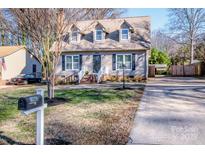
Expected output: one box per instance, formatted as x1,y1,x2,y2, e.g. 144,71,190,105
80,74,97,83
80,81,96,84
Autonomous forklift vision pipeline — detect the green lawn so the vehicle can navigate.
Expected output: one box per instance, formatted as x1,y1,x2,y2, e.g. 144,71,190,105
0,85,144,145
0,87,34,122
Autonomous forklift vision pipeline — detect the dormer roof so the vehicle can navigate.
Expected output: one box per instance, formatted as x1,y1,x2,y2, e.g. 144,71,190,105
69,24,85,35
95,21,109,33
70,24,80,31
54,16,151,52
69,16,150,34
120,20,134,32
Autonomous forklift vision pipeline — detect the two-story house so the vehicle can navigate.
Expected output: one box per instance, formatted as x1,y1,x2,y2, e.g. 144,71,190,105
56,16,151,83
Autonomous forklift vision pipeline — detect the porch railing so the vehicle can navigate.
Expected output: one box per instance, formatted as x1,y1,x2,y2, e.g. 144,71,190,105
78,67,85,84
97,66,105,83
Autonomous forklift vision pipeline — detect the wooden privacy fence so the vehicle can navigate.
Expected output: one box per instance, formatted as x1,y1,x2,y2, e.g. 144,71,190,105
170,63,205,76
148,65,155,77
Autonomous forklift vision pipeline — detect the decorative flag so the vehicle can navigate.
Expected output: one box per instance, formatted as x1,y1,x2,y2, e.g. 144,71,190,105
0,57,6,71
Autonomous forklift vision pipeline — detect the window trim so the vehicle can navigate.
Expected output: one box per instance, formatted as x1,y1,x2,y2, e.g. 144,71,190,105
95,29,103,41
70,31,78,42
65,55,80,70
116,54,132,70
121,28,129,40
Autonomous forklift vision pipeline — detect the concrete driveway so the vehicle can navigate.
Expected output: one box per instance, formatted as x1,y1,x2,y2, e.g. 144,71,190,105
128,77,205,144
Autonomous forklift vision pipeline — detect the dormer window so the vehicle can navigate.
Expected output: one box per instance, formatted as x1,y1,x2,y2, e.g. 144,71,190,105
71,31,78,42
95,30,103,41
94,22,107,42
70,24,80,43
119,20,133,41
121,29,129,40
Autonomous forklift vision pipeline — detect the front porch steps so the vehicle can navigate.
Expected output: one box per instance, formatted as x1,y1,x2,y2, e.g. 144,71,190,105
80,74,97,84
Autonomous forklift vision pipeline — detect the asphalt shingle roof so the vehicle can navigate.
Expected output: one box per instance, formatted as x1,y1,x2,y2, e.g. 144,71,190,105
58,16,151,52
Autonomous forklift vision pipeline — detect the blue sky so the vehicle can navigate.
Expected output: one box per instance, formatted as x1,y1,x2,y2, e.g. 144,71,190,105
123,8,169,31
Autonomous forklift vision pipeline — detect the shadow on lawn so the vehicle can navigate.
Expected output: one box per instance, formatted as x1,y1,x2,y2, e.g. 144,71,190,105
0,131,71,145
45,138,71,145
0,131,30,145
45,97,70,107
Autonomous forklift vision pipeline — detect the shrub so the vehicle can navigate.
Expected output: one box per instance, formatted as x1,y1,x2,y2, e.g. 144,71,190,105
149,48,171,65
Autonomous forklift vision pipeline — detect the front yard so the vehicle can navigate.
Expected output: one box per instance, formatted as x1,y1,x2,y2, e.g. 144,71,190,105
0,85,144,145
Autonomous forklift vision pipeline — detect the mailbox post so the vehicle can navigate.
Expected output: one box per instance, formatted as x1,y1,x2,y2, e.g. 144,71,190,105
18,88,47,145
35,89,45,145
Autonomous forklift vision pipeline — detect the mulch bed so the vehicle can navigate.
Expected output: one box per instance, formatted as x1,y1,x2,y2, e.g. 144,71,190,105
45,97,70,106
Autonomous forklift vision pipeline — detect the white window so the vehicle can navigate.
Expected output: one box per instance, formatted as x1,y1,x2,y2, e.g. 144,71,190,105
71,31,78,42
95,30,103,41
121,29,129,40
65,55,79,70
116,54,132,70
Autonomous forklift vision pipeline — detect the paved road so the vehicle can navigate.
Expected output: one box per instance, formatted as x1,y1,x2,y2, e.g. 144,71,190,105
128,77,205,144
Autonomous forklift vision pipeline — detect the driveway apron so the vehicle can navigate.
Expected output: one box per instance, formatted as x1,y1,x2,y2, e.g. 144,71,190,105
128,77,205,144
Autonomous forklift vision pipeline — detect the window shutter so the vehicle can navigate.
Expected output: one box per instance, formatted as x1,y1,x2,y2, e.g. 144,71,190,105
119,30,121,41
93,31,95,42
132,53,136,70
112,54,116,70
62,55,65,71
79,55,82,70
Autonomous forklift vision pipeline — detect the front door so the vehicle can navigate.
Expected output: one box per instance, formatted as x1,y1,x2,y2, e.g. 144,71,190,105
93,55,101,73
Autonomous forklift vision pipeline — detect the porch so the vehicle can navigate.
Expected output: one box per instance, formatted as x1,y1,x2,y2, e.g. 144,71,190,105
57,51,148,84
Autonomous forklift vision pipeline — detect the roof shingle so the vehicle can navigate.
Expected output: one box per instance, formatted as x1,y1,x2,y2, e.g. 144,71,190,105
57,16,151,52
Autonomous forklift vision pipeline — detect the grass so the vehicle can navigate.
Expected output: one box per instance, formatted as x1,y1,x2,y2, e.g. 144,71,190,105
0,87,35,122
0,85,144,145
56,89,137,104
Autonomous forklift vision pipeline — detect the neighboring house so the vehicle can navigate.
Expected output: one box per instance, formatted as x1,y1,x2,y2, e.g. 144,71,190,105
0,46,41,80
55,16,151,83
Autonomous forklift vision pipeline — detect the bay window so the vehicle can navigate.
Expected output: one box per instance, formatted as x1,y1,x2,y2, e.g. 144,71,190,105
65,55,79,70
116,54,132,70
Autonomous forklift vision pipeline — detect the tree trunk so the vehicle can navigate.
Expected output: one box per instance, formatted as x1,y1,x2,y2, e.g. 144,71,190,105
47,75,55,99
47,80,51,99
47,80,54,99
50,75,55,99
183,52,185,76
190,38,194,64
1,30,4,46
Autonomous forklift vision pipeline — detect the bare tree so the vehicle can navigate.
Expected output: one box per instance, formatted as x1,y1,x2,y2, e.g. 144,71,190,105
0,8,125,99
0,9,86,99
195,38,205,63
82,8,126,20
168,8,205,64
151,29,179,54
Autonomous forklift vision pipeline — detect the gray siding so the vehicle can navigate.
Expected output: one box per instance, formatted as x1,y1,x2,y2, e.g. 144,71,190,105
57,50,148,78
